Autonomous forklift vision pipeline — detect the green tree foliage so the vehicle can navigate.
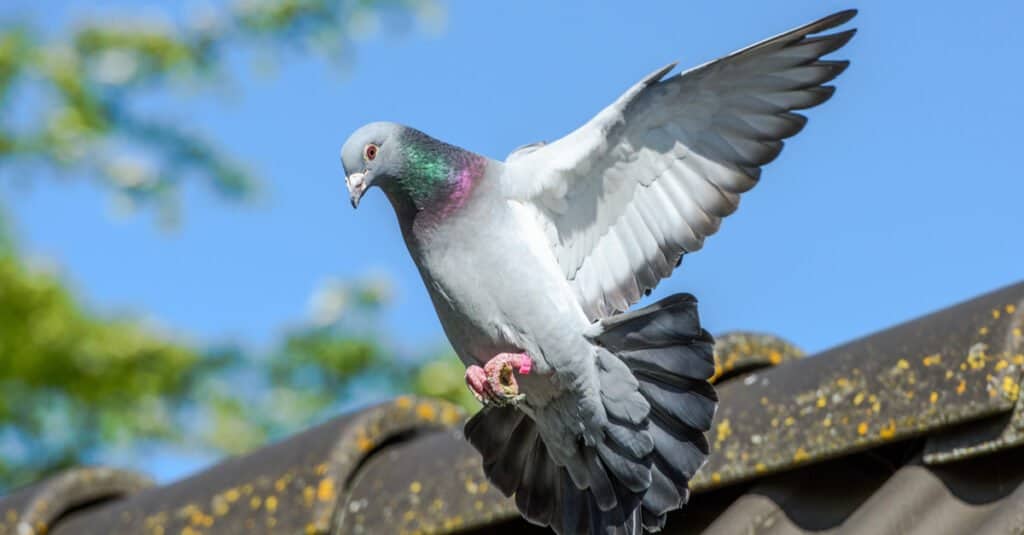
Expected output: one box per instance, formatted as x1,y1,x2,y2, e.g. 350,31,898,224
0,0,441,221
0,224,206,485
195,277,476,457
0,0,470,492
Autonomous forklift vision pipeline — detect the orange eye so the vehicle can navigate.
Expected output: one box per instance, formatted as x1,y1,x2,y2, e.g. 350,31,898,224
364,144,378,161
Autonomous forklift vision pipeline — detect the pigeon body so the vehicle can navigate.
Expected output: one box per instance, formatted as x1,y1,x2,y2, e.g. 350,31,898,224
340,10,857,533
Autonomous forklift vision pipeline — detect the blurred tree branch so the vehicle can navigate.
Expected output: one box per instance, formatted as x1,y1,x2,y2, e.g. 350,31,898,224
0,224,207,484
0,0,440,221
0,0,474,492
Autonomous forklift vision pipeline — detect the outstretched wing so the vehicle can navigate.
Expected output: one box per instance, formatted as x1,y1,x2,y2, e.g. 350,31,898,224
505,10,857,320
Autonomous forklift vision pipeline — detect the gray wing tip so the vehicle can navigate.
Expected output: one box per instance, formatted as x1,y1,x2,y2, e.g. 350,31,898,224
832,8,859,25
644,62,679,85
813,9,858,33
789,9,859,44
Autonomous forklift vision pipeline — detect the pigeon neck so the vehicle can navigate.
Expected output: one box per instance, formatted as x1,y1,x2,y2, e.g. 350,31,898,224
390,129,488,216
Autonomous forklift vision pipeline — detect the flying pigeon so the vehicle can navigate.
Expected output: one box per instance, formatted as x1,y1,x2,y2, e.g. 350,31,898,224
340,10,856,533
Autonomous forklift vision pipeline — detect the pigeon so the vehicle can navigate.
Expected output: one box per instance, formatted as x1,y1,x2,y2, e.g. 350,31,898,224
340,10,856,533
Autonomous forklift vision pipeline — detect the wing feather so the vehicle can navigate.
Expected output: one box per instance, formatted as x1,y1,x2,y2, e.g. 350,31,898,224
504,10,856,319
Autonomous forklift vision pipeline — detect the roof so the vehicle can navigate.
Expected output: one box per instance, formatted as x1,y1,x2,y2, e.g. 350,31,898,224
2,281,1022,534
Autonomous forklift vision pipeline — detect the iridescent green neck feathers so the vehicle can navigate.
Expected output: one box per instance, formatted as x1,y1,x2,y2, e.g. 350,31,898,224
390,128,487,218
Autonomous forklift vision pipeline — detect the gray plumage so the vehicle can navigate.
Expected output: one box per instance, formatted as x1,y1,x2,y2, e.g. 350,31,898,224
340,9,856,534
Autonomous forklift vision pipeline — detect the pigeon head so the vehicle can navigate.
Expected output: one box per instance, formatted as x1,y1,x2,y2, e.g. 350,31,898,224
341,122,489,215
340,121,404,208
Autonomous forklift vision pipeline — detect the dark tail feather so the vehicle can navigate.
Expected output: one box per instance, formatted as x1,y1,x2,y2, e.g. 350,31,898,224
465,293,715,534
466,407,643,534
594,293,717,531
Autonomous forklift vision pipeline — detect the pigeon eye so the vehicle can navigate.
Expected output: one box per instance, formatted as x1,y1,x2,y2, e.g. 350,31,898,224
364,144,378,161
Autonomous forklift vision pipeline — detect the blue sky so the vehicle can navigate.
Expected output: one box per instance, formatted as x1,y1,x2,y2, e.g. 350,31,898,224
3,0,1022,362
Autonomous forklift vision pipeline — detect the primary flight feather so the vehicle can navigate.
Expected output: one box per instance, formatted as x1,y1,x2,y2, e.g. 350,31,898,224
339,9,856,533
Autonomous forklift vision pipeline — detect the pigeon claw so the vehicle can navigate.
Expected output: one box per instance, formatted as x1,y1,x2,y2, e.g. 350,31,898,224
465,365,489,403
465,352,533,407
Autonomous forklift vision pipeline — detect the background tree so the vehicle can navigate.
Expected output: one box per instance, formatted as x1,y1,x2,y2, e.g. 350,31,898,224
0,0,468,492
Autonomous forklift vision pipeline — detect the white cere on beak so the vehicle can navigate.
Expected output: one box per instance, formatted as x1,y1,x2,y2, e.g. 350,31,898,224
347,171,367,208
347,171,366,191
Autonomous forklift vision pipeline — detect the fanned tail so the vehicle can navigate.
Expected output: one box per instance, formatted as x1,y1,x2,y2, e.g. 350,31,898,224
594,293,716,531
465,293,716,534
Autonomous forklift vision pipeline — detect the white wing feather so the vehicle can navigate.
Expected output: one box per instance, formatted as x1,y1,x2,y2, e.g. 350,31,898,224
504,10,857,319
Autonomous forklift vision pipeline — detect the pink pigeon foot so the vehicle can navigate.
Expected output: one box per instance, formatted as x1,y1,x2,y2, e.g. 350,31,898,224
465,365,489,403
465,352,534,406
482,352,533,406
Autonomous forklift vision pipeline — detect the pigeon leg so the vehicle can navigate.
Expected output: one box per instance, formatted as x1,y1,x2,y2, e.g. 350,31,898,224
482,352,533,406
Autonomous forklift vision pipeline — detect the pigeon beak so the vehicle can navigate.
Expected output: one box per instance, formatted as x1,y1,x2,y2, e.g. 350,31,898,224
346,171,367,209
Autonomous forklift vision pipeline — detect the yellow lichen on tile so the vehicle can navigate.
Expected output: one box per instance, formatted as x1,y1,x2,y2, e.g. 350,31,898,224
395,396,413,409
249,497,262,510
793,447,809,462
265,496,278,514
211,495,229,516
930,391,939,404
879,419,896,440
415,403,437,422
979,326,990,336
896,359,910,370
853,392,865,406
317,478,336,502
716,419,732,443
754,463,767,473
441,405,462,425
443,516,464,530
857,422,869,436
957,380,967,395
993,309,1002,319
816,396,826,408
274,474,292,493
409,481,422,494
356,432,374,453
1007,304,1018,314
1003,376,1020,398
922,353,942,366
710,361,723,383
